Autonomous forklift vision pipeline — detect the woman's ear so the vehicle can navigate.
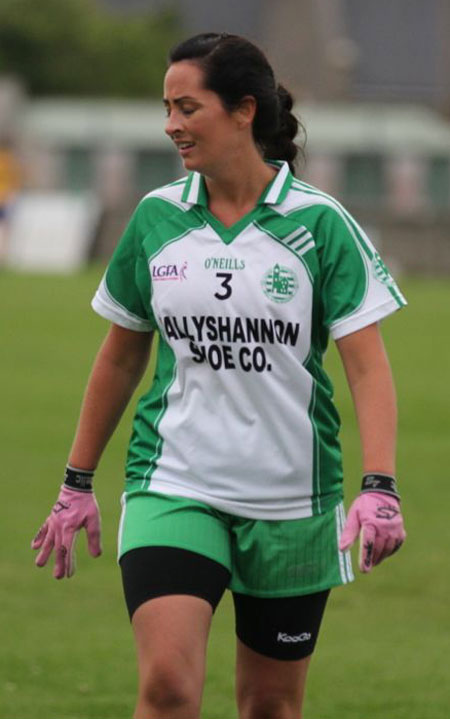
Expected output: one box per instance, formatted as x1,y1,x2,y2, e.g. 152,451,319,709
234,95,257,129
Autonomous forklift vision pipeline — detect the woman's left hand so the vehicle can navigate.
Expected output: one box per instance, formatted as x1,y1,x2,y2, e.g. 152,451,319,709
339,492,406,573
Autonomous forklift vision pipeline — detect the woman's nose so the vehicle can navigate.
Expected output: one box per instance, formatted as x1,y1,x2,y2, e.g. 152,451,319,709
165,109,181,137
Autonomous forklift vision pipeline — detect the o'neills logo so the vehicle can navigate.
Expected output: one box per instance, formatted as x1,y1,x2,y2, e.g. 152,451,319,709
152,261,188,281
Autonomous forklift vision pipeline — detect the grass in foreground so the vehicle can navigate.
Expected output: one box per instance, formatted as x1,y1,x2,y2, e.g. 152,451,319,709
1,269,449,718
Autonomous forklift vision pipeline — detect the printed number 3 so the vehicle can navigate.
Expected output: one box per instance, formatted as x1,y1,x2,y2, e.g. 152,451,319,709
214,272,233,300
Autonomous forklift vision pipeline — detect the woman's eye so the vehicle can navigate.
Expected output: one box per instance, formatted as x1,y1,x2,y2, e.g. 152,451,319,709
163,106,196,118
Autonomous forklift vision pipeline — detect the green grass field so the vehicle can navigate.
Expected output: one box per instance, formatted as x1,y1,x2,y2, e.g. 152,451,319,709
1,268,449,718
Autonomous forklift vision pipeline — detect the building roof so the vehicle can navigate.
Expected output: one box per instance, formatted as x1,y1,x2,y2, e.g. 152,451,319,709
22,98,450,157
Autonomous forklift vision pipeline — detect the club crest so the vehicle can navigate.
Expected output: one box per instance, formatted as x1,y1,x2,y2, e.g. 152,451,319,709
262,264,298,303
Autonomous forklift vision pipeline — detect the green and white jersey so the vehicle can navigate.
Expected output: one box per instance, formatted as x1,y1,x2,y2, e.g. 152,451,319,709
92,161,406,520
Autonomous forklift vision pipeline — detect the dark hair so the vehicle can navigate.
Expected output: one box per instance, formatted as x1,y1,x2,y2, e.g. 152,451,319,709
168,33,304,174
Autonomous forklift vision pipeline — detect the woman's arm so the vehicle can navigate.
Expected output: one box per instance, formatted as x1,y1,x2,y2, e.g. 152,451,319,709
68,323,153,470
336,322,406,571
32,323,153,578
335,322,397,476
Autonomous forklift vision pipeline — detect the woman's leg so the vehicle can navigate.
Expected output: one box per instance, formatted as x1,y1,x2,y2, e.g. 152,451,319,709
236,639,311,719
132,594,212,719
233,591,330,719
121,546,231,719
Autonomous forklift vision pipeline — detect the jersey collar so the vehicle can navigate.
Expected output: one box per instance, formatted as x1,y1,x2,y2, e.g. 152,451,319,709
181,160,292,207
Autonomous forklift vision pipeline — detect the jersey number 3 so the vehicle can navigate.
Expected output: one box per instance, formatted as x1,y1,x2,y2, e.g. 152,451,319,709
214,272,233,300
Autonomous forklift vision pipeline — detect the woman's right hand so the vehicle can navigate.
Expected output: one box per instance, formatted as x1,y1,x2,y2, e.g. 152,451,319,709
31,486,102,579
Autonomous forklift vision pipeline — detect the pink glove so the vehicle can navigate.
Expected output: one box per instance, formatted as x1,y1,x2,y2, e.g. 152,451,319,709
31,486,102,579
339,492,406,573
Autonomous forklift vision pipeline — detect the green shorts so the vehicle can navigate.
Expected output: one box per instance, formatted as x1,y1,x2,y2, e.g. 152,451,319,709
118,490,354,597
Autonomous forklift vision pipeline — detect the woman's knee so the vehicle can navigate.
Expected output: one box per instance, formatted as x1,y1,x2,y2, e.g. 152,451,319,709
139,665,199,709
138,658,201,714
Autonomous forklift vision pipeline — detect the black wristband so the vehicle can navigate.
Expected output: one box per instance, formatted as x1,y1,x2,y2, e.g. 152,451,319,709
361,473,400,500
64,465,94,493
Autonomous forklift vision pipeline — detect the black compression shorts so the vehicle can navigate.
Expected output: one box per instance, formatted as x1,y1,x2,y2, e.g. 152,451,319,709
120,546,330,660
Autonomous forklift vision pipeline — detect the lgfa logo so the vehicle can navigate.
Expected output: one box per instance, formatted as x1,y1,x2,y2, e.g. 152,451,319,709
152,261,188,281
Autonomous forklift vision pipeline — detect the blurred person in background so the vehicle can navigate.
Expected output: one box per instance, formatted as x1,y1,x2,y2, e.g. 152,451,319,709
32,33,406,719
0,138,21,264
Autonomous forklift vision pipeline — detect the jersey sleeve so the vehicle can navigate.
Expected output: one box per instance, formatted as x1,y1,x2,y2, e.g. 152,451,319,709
316,203,406,340
91,201,157,332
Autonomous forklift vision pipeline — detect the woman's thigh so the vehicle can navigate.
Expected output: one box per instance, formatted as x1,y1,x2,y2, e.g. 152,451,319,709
125,547,230,718
132,593,213,682
232,589,330,662
120,544,230,619
121,544,231,676
233,590,330,718
132,595,212,719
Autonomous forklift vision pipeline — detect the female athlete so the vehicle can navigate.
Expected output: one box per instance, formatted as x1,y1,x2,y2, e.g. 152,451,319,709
32,33,406,719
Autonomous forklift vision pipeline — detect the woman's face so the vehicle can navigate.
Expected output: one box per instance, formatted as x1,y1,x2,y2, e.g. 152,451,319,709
163,61,249,175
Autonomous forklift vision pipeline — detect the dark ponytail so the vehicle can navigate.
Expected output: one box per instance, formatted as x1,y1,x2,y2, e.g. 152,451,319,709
256,83,302,173
168,33,305,174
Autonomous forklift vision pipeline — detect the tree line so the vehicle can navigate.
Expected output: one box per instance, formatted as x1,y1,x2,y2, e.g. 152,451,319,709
0,0,180,97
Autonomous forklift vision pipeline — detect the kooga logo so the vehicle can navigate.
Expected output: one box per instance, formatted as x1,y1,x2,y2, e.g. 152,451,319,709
277,631,312,643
